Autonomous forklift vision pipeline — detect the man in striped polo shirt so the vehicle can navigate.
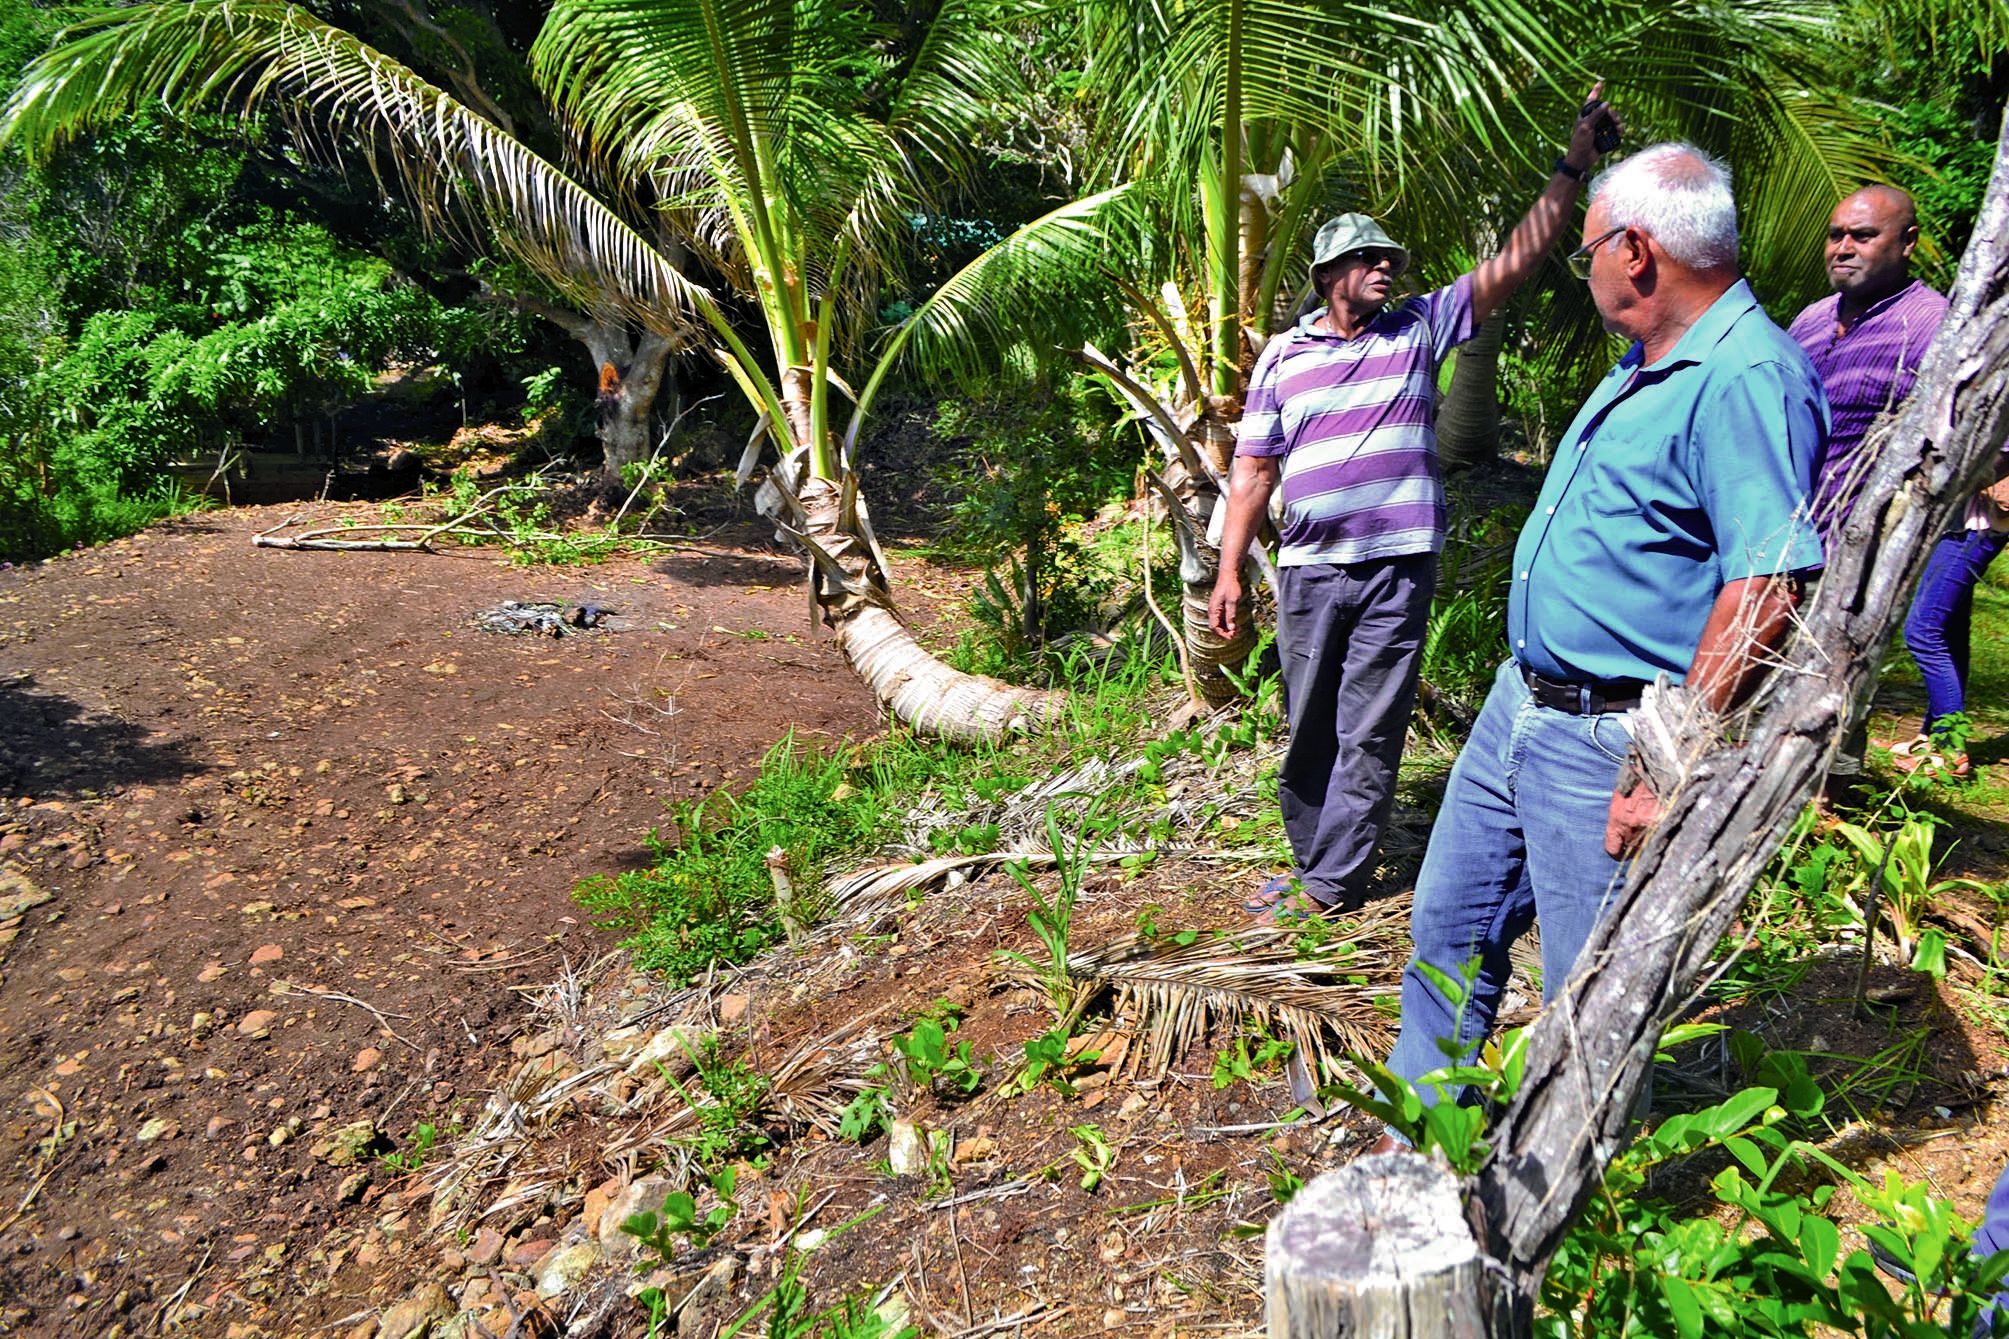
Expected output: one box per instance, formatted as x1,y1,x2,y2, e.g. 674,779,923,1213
1208,91,1623,919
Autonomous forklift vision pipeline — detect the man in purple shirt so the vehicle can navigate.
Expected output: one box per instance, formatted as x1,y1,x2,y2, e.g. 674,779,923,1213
1209,90,1622,919
1788,186,1948,802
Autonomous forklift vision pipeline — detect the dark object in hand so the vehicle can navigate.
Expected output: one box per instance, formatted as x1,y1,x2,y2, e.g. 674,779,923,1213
1581,100,1621,155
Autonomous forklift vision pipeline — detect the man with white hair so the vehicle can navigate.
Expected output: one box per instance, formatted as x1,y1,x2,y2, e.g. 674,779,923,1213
1374,144,1827,1129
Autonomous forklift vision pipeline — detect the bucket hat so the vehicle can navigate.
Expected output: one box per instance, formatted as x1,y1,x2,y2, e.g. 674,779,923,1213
1310,213,1409,275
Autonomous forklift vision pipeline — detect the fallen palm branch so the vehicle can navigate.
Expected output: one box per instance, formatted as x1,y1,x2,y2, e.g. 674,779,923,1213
1017,908,1414,1080
828,844,1282,911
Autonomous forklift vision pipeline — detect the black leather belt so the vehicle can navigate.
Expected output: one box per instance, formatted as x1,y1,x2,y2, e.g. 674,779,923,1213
1519,664,1645,715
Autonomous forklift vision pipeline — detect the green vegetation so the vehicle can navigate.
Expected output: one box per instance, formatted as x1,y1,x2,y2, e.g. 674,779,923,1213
621,1167,739,1261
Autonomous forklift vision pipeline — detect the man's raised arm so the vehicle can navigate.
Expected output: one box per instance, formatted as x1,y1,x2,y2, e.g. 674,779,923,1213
1469,84,1623,324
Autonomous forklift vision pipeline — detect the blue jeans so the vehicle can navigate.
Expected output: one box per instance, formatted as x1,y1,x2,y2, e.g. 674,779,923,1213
1976,1162,2009,1336
1386,659,1631,1098
1904,528,2008,735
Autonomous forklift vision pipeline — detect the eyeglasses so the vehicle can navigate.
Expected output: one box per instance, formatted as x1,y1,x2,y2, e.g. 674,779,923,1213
1567,226,1625,280
1344,248,1404,274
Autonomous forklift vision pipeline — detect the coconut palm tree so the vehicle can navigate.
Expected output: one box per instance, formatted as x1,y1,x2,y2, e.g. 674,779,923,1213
1072,0,1913,707
2,0,1132,740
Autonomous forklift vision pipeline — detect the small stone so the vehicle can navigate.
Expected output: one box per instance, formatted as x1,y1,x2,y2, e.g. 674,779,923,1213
267,1126,292,1148
249,944,284,966
1116,1093,1149,1121
535,1242,600,1298
717,994,751,1025
135,1118,178,1143
580,1180,618,1239
467,1226,505,1267
508,1237,556,1269
1102,1307,1126,1329
206,1116,235,1140
376,1282,451,1339
310,1118,383,1168
0,867,53,920
351,1047,383,1074
237,1010,279,1038
597,1179,672,1252
888,1120,926,1176
198,964,227,983
337,1171,370,1204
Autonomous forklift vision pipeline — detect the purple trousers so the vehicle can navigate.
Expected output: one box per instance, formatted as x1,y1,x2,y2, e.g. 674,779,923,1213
1274,554,1435,907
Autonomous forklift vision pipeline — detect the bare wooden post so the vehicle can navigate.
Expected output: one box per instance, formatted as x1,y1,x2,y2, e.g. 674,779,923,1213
766,845,806,946
1265,1153,1496,1337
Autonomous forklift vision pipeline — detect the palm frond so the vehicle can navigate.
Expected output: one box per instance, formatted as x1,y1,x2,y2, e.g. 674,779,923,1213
849,184,1147,439
1052,912,1414,1080
2,0,711,338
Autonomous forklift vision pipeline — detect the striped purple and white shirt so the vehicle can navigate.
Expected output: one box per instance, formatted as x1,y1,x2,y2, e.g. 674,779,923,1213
1237,274,1475,566
1788,278,1947,545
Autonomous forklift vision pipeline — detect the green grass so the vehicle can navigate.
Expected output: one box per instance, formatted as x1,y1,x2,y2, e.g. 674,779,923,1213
575,644,1188,985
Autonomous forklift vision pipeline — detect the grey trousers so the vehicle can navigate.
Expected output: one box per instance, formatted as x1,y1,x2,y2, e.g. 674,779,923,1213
1274,554,1436,907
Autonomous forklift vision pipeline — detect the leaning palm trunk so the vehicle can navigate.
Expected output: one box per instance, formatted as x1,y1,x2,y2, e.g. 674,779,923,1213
1079,344,1256,706
751,400,1063,743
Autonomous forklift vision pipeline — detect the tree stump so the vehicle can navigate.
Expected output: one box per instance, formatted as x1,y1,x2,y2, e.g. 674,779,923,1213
1265,1152,1490,1337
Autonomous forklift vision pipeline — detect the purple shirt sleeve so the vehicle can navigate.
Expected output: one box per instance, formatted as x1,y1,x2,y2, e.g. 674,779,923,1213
1236,336,1289,457
1424,273,1477,363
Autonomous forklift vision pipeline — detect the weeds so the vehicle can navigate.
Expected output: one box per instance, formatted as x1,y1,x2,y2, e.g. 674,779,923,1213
575,736,875,982
1068,1124,1117,1192
890,1013,983,1098
622,1167,739,1264
1210,1023,1294,1089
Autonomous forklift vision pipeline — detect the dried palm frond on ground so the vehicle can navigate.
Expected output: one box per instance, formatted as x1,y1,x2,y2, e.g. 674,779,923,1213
1042,902,1414,1079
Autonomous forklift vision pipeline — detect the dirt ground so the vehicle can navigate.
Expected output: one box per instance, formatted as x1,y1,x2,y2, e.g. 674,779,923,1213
3,496,2008,1339
0,503,882,1335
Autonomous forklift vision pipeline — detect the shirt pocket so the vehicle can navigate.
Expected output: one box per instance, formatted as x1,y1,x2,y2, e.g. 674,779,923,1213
1581,434,1686,519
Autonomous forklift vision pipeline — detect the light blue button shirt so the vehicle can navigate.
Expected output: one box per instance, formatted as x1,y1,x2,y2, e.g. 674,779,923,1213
1509,280,1827,684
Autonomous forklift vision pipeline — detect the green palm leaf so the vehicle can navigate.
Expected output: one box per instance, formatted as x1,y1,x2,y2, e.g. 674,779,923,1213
2,0,714,338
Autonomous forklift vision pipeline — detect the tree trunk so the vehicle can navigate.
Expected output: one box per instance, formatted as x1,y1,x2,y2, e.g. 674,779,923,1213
1275,111,2009,1337
585,326,674,492
503,291,677,490
1267,1154,1499,1336
1437,308,1507,473
753,422,1065,743
1078,345,1257,706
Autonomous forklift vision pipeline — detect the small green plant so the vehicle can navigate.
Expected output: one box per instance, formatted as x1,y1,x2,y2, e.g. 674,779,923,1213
1210,1023,1295,1089
891,1015,983,1097
1830,806,1993,979
997,798,1111,1020
837,1082,892,1142
378,1118,447,1173
621,1167,739,1264
1015,1026,1100,1098
1264,1149,1305,1206
1069,1123,1117,1192
1136,903,1200,947
662,1038,772,1169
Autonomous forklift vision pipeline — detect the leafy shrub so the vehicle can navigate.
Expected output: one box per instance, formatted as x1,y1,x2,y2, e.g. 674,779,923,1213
573,736,881,982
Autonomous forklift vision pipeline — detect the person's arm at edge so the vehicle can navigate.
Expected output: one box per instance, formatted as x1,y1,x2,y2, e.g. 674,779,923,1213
1468,87,1622,325
1602,573,1803,857
1207,454,1281,640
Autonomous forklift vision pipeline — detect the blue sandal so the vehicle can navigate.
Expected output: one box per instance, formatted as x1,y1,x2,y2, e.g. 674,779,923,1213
1241,873,1298,915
